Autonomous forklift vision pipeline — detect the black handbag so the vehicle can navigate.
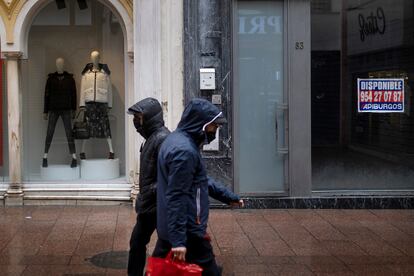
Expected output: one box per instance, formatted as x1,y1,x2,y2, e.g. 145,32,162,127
72,111,89,140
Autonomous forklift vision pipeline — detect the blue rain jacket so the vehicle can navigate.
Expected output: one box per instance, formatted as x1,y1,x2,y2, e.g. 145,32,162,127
156,98,240,247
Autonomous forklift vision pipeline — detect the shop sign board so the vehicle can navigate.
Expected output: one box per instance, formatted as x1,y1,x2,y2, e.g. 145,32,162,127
347,0,407,55
358,79,404,113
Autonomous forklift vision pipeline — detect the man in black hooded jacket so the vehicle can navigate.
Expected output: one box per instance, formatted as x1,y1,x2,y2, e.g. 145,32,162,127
127,97,170,276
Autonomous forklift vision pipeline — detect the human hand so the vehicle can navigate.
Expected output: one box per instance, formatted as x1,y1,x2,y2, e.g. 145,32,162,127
230,199,244,208
171,247,186,262
43,113,48,120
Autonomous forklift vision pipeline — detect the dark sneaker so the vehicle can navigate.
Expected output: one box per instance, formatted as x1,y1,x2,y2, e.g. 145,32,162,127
70,158,77,168
108,152,115,159
42,158,48,168
80,152,86,160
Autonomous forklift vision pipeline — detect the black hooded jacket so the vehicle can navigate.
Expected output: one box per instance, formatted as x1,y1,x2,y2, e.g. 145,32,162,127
130,98,170,214
44,71,77,113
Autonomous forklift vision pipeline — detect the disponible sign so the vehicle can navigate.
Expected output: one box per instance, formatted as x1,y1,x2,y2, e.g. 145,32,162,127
358,79,404,113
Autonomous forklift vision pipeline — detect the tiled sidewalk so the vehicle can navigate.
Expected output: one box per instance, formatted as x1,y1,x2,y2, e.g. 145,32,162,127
0,206,414,275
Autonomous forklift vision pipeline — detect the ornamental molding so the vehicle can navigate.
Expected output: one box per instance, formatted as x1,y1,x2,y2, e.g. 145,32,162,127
0,0,19,18
3,50,22,58
119,0,133,19
0,0,26,44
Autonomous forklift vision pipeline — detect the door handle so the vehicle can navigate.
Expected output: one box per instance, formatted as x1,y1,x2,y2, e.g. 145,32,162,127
275,102,288,154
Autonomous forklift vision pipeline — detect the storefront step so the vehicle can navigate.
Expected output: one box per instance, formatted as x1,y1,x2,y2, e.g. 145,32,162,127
22,183,130,189
22,195,132,206
23,195,130,200
23,188,131,197
23,187,131,192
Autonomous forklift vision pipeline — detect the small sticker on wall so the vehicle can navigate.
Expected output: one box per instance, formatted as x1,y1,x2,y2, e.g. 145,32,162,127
357,78,404,113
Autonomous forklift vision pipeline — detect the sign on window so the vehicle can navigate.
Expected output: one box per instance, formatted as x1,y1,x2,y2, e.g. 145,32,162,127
357,79,404,113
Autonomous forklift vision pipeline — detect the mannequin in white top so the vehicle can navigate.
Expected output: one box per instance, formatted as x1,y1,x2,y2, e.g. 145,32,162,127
79,51,114,159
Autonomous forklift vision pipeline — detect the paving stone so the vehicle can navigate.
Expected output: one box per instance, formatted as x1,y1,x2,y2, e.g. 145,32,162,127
0,265,27,276
0,207,413,275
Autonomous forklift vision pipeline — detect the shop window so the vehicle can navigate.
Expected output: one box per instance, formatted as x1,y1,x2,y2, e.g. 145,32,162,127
22,1,125,182
311,0,414,191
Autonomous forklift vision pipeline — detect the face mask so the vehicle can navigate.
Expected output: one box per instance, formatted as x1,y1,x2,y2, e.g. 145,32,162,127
204,130,216,144
133,119,146,138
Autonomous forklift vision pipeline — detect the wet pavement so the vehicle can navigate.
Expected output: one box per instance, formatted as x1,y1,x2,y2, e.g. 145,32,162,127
0,206,414,275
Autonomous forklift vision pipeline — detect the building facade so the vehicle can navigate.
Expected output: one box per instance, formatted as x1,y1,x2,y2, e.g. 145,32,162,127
0,0,412,208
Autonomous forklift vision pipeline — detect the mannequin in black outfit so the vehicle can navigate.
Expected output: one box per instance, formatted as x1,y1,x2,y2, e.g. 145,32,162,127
42,58,77,168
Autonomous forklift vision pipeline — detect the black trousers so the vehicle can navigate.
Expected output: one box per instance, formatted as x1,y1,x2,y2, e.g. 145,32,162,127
152,235,221,276
44,110,75,154
128,212,157,276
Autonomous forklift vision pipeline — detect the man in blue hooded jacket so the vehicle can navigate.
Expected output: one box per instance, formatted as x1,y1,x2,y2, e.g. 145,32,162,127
153,98,244,275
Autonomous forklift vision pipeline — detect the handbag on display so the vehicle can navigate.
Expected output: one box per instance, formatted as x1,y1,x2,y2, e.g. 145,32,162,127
72,111,89,140
146,252,203,276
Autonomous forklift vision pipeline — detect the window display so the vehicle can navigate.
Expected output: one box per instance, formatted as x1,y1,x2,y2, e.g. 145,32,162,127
22,0,125,182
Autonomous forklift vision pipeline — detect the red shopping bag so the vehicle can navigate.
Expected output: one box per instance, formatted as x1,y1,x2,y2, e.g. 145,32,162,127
146,252,203,276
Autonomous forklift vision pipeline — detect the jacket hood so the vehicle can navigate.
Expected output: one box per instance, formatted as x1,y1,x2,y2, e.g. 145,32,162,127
128,97,164,138
177,98,222,143
81,63,111,75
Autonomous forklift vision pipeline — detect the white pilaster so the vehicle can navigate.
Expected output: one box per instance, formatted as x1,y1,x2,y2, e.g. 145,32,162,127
135,0,162,101
133,0,184,198
126,51,138,201
4,52,24,206
134,0,184,121
161,0,184,130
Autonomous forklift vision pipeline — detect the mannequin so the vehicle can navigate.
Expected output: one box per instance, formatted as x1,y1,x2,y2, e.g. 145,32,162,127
43,57,77,168
79,51,114,159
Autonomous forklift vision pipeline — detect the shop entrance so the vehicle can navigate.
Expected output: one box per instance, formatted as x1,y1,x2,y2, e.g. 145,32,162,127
233,0,288,194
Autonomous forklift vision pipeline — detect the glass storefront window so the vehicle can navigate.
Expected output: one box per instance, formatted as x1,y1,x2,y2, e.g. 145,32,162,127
311,0,414,190
234,0,286,193
22,1,125,182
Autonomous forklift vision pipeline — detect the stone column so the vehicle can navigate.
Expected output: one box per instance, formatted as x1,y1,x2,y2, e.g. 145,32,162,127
161,0,184,130
126,51,139,204
4,52,23,206
133,0,184,202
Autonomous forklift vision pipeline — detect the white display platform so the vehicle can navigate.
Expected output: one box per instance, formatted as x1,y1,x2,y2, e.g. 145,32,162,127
40,165,81,181
80,158,120,180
